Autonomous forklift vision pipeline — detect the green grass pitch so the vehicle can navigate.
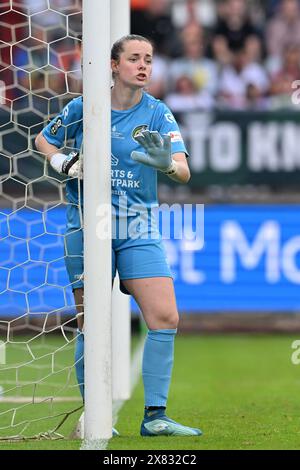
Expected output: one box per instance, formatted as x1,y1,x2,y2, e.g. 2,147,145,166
0,333,299,450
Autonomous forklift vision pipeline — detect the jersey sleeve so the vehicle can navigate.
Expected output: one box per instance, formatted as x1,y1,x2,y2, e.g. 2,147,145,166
42,97,83,148
155,102,189,157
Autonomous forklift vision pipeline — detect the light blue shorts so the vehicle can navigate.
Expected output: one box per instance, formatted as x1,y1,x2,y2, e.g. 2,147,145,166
64,204,172,293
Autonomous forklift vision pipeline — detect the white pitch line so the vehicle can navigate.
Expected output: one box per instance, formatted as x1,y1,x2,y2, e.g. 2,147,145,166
0,397,81,404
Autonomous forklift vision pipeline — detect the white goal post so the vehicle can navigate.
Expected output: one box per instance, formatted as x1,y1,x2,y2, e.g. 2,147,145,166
82,0,131,447
82,0,112,445
111,0,131,404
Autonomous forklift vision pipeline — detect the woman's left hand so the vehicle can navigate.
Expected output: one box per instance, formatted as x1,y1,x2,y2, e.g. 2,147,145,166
131,130,173,172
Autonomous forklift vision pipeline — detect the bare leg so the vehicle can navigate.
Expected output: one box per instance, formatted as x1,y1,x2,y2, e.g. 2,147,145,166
73,287,84,330
122,277,179,330
74,280,114,330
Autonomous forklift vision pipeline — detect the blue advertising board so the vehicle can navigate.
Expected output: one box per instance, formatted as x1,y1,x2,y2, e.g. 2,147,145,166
1,205,300,316
162,205,300,312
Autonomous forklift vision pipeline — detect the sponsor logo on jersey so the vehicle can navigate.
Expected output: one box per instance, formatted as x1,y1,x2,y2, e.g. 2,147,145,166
50,118,62,135
164,113,175,123
112,125,124,139
132,124,148,142
168,130,183,143
63,105,69,119
111,153,119,166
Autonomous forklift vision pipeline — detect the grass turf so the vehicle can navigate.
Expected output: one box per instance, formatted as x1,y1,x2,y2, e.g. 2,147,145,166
1,334,300,450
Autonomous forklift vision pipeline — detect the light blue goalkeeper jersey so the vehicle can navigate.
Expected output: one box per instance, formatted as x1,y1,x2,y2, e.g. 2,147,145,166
42,92,187,213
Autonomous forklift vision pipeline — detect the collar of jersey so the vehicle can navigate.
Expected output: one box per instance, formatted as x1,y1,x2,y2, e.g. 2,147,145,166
112,91,146,114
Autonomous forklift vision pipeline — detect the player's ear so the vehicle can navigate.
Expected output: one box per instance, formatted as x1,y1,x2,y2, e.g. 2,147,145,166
111,59,119,75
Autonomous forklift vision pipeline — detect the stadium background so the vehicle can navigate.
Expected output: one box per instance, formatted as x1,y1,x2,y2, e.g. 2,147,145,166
1,0,300,331
1,0,300,452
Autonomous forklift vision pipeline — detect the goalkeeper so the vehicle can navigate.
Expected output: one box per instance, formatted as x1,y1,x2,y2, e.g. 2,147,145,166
35,34,202,437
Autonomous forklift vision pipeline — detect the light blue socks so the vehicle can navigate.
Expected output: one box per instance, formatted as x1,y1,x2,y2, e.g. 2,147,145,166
74,329,84,399
142,329,177,407
76,328,177,408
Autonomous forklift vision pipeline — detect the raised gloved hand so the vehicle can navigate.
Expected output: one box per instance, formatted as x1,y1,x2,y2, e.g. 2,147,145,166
131,130,177,174
50,151,82,178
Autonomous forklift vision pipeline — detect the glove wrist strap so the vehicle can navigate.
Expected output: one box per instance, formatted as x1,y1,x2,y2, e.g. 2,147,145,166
62,151,79,175
50,151,80,176
49,153,65,174
162,159,178,176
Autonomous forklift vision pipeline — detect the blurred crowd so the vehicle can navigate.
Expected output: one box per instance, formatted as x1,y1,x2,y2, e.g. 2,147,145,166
2,0,300,110
0,0,82,100
132,0,300,111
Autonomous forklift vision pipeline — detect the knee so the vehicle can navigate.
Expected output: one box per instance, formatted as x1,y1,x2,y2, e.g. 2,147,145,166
169,313,179,329
157,310,179,329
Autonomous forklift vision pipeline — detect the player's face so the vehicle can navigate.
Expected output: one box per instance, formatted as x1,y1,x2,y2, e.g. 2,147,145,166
112,40,153,88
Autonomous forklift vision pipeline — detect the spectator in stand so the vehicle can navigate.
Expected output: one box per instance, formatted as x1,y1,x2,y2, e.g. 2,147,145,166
218,45,269,109
212,0,263,65
171,0,217,30
169,22,219,98
147,54,169,99
131,0,183,99
131,0,150,10
131,0,181,57
165,75,215,113
269,43,300,108
22,0,81,15
264,0,283,18
266,0,300,73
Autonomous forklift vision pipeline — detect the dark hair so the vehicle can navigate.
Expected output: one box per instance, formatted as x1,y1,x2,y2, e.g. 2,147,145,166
111,34,153,62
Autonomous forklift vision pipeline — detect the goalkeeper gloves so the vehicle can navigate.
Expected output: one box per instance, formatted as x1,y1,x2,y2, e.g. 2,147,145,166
131,130,178,175
50,151,82,178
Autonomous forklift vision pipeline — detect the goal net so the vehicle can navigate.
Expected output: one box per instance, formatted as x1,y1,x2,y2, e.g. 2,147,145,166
0,0,84,440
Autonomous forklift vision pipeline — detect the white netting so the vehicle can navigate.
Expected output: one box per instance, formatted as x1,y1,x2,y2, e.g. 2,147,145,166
0,0,83,440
